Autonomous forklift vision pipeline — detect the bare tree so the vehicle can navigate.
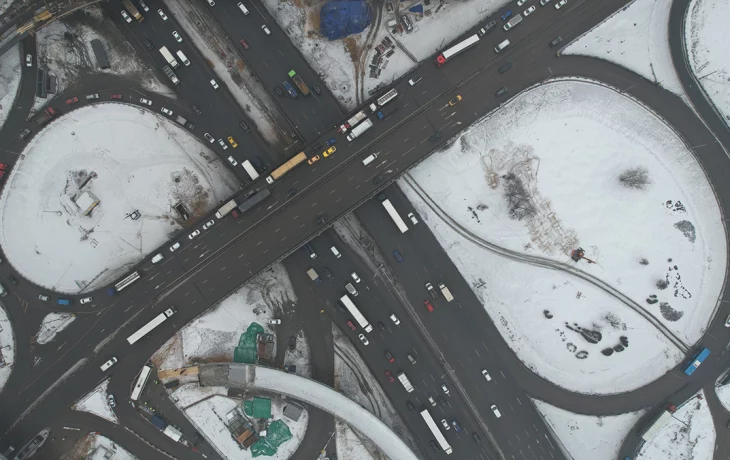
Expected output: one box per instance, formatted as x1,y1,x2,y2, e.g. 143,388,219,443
502,173,535,220
619,167,650,190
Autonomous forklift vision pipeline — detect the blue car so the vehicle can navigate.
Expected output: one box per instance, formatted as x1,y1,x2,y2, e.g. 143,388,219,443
57,298,70,305
282,81,298,98
393,250,403,262
325,138,336,147
501,9,512,21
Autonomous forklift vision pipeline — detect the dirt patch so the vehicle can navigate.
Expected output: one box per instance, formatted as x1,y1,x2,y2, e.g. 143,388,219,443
343,36,362,67
59,433,94,460
307,7,322,34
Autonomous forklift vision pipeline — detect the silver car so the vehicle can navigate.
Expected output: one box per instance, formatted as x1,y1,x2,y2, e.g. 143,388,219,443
358,333,369,346
188,229,201,239
203,220,215,230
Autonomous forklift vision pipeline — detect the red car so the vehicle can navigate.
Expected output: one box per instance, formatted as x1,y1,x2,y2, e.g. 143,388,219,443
424,300,434,312
384,370,395,383
240,39,249,49
0,163,6,170
65,97,79,105
111,94,123,100
384,350,395,363
346,320,356,331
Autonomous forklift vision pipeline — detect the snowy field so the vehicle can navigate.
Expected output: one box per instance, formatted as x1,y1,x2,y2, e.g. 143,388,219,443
564,0,687,103
0,103,238,294
534,399,644,460
335,419,376,460
36,312,75,345
71,379,118,424
637,391,714,460
33,5,170,113
261,0,507,109
0,304,14,393
172,385,308,460
400,79,725,393
685,0,730,127
0,44,21,131
717,383,730,412
62,433,136,460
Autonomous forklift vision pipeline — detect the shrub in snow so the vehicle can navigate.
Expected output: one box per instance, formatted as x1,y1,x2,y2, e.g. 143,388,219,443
502,173,536,220
656,279,669,290
618,166,650,190
639,258,649,265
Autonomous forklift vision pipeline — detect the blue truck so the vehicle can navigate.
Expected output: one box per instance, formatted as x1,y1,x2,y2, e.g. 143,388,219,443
684,347,710,376
282,81,298,98
376,105,398,120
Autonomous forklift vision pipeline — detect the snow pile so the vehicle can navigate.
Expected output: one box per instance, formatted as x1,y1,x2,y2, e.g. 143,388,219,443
534,399,645,460
0,304,15,393
400,79,724,393
0,103,238,294
0,44,21,131
716,383,730,412
638,392,714,460
179,390,308,460
685,0,730,127
563,0,687,102
71,379,118,423
36,312,75,345
66,433,137,460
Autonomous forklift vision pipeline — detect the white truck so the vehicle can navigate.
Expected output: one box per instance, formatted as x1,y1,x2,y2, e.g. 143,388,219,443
339,110,368,133
503,14,522,31
397,372,414,393
438,282,454,302
159,46,179,68
346,119,373,141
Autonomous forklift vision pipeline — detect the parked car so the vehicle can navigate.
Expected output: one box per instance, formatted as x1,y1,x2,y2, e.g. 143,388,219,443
274,86,284,97
210,79,219,89
138,0,149,11
524,5,536,16
501,9,513,20
408,75,422,86
351,272,361,283
139,98,152,106
406,401,415,411
80,297,93,304
193,105,203,116
390,314,400,325
38,294,49,302
19,128,31,140
204,133,215,143
268,319,281,325
313,85,321,95
143,38,154,50
289,336,297,350
25,54,32,67
107,394,116,408
65,97,79,105
161,107,173,116
377,321,386,331
111,94,123,100
323,146,336,157
450,418,462,432
550,36,563,47
407,212,418,224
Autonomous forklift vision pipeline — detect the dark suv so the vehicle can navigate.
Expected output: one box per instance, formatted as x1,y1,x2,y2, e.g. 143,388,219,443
498,62,513,74
495,87,508,97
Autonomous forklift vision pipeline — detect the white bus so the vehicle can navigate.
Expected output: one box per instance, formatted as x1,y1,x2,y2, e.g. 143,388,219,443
436,34,480,66
130,364,153,401
113,271,141,293
378,195,408,233
420,409,453,454
241,160,260,181
339,295,373,332
369,88,398,111
127,307,177,345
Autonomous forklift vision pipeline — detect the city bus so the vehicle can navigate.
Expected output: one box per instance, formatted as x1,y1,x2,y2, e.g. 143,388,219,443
130,364,153,401
684,347,710,376
339,295,373,332
378,195,408,233
420,409,453,454
111,271,141,295
126,307,177,345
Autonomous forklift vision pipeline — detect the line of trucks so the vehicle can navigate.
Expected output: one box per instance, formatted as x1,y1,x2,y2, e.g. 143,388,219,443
339,88,399,141
215,188,272,219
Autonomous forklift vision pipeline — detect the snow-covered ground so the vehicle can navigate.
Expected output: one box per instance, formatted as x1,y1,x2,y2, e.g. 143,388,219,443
0,44,21,131
262,0,507,108
71,379,118,423
0,304,15,393
685,0,730,127
400,79,725,394
0,103,238,294
64,433,137,460
36,312,75,345
33,5,170,113
333,324,417,454
335,419,377,460
172,385,308,460
0,0,15,16
534,399,645,460
637,391,714,460
564,0,687,103
717,383,730,412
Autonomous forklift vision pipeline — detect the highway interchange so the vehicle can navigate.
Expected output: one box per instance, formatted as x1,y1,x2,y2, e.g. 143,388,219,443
1,0,730,459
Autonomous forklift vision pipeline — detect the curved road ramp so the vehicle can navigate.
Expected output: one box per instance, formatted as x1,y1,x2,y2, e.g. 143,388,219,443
196,363,418,460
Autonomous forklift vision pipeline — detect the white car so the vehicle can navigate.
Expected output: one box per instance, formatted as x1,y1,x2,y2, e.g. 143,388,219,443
440,418,451,430
139,98,152,106
188,229,201,239
441,383,450,395
80,297,93,304
261,24,271,35
555,0,567,8
210,79,219,89
38,294,49,302
268,319,281,325
107,394,116,407
121,10,132,23
725,314,730,327
390,313,400,325
25,54,32,67
170,242,181,252
517,0,527,5
203,219,215,230
351,272,361,283
524,5,536,15
172,31,183,43
139,0,149,11
204,133,215,143
539,0,551,5
207,0,216,5
491,404,502,418
218,139,228,150
161,107,173,116
158,9,168,20
358,333,369,346
407,212,418,225
482,369,492,381
228,156,238,166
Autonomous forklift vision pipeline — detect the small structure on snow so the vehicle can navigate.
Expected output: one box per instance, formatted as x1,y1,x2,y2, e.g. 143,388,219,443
74,191,100,216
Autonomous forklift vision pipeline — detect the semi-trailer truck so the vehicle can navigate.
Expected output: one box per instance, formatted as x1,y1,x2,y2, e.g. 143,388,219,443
159,47,179,69
265,151,307,184
346,119,373,141
339,110,368,133
162,65,180,85
288,70,310,96
236,188,271,214
397,372,414,393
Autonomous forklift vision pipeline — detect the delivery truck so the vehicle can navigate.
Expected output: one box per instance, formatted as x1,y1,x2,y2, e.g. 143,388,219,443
346,119,373,141
288,70,310,96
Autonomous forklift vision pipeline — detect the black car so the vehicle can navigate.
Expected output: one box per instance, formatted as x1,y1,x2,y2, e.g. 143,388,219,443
8,275,18,286
495,87,508,97
289,336,297,350
251,156,267,172
498,62,513,74
373,174,384,185
312,85,321,95
437,396,446,407
406,401,415,411
143,38,153,50
377,321,386,331
336,300,346,313
286,188,297,198
185,122,196,131
429,131,441,143
550,36,563,47
482,20,497,34
192,105,203,116
323,267,334,281
274,86,284,96
430,440,439,452
19,128,31,140
472,433,482,443
239,120,250,133
316,214,327,225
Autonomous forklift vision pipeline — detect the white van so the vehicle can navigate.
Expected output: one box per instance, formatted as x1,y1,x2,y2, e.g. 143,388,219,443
176,50,190,66
0,282,6,297
237,2,250,15
362,154,376,165
152,253,164,263
100,357,118,372
331,246,341,258
345,282,358,297
494,39,510,53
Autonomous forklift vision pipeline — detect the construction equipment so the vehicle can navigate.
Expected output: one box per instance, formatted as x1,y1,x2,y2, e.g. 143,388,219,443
570,247,596,264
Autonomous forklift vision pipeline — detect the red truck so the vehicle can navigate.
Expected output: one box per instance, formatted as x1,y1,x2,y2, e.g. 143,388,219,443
35,107,57,126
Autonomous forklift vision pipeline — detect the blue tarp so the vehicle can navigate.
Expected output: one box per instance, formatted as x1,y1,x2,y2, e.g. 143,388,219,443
320,0,373,41
409,4,424,14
